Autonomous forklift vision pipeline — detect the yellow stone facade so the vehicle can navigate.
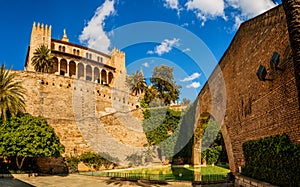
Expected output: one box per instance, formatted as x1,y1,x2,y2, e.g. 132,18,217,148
19,22,146,158
25,22,126,89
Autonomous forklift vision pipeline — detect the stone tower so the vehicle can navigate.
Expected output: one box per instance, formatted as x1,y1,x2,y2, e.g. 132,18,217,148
25,22,52,72
110,48,127,90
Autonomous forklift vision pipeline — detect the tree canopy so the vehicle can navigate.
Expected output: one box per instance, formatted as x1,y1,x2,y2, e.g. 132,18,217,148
0,64,26,121
142,108,182,157
0,114,65,169
149,65,181,106
181,98,191,106
31,45,54,73
201,120,227,165
126,70,147,95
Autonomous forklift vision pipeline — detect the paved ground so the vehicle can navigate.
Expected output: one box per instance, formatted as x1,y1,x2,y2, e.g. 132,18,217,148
1,174,192,187
0,174,233,187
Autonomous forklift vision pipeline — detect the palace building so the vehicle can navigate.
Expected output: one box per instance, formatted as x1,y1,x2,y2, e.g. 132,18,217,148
24,22,126,87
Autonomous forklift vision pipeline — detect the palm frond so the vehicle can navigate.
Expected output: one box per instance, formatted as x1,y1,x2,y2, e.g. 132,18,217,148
0,64,26,121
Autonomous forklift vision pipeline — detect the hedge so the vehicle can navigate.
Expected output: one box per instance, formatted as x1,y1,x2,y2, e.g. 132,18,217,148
242,134,300,186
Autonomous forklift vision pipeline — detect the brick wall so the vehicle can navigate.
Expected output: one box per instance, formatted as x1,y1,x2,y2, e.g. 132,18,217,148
195,5,300,172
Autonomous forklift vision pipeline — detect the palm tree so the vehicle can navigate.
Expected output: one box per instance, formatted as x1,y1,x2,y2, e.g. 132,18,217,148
282,0,300,107
31,45,54,73
126,70,147,95
0,64,26,121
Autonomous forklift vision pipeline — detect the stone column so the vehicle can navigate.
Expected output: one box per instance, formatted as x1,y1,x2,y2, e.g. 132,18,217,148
192,142,201,166
106,70,109,85
99,69,102,84
75,63,78,79
57,58,61,75
84,64,86,81
66,60,70,77
92,66,94,82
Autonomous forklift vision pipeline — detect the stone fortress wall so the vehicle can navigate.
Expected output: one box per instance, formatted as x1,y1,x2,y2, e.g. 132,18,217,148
19,22,147,159
13,70,146,158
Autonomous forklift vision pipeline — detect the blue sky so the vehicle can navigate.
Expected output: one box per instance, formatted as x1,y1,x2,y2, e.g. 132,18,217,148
0,0,281,101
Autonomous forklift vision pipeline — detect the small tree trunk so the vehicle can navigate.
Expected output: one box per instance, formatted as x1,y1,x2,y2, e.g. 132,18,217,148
16,156,26,170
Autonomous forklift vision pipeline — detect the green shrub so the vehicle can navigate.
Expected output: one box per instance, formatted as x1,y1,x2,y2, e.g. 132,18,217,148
242,134,300,186
65,152,119,173
142,108,182,157
79,152,118,169
65,156,79,173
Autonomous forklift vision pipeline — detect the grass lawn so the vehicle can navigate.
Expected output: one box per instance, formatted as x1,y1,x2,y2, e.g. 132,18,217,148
90,165,230,181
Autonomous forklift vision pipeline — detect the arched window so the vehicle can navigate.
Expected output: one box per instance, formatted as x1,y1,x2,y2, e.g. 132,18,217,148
86,65,92,81
58,45,62,51
94,67,100,83
101,70,107,84
97,56,103,63
69,61,76,78
51,57,59,74
62,46,66,52
89,53,92,60
86,53,89,58
73,49,76,55
78,63,84,79
60,59,67,76
77,50,80,56
108,72,113,85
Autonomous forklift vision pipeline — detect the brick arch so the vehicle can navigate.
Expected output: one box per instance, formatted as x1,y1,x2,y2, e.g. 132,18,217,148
192,112,216,165
192,108,234,171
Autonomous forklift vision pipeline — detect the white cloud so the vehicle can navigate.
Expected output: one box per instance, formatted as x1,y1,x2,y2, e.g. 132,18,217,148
164,0,179,10
147,50,154,55
233,15,243,30
147,38,180,56
181,23,189,27
164,0,181,15
183,0,277,28
186,0,226,26
187,82,201,88
227,0,277,29
79,0,116,53
183,48,191,52
143,62,149,68
229,0,277,18
181,72,201,82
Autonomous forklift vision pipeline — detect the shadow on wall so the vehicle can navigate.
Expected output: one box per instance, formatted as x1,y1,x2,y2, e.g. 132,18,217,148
0,156,68,175
36,157,68,175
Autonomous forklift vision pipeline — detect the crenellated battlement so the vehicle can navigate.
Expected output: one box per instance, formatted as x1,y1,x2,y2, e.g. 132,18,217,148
110,48,125,57
33,22,52,30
